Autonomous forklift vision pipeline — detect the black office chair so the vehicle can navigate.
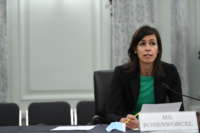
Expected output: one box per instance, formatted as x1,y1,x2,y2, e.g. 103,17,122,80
93,70,114,124
28,101,71,125
76,101,95,125
0,103,20,126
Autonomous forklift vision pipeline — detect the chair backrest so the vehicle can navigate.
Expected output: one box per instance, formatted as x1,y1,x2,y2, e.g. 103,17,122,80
94,70,114,123
0,103,19,126
28,101,71,125
76,101,95,125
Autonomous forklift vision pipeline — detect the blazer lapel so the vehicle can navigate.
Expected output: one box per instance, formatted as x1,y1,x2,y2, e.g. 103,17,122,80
154,77,161,103
154,75,166,103
127,70,140,110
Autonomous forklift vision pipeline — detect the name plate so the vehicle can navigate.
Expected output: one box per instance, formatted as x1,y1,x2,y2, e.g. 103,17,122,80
139,111,198,132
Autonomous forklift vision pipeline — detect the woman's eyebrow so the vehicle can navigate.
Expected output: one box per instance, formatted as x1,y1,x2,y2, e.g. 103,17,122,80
149,39,156,41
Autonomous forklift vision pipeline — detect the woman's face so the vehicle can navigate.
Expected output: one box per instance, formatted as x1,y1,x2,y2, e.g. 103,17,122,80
135,34,159,65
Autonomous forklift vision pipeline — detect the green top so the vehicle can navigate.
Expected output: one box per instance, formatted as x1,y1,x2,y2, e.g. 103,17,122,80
133,76,155,114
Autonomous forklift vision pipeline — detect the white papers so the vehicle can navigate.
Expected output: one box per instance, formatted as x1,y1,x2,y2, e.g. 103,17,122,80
140,102,182,113
51,125,95,131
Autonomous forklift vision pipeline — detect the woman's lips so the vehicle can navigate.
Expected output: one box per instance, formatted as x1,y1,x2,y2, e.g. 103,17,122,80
144,54,152,57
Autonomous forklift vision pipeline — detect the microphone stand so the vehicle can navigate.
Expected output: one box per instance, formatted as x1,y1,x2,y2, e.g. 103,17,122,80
162,82,200,101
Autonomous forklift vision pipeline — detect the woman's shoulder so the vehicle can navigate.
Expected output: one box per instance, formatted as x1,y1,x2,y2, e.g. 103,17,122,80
114,63,130,72
162,61,177,68
161,61,178,73
113,63,135,80
113,63,138,78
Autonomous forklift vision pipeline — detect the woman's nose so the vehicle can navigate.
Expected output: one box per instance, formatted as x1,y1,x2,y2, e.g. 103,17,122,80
144,44,151,51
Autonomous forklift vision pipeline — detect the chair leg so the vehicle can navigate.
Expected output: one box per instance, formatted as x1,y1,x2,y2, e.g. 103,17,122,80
25,110,29,126
70,108,75,125
19,110,22,126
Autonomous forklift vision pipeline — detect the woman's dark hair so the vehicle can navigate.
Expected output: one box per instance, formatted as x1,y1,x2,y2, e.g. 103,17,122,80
127,25,163,76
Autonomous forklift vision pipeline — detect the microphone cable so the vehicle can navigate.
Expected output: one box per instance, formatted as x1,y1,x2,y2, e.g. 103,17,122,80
161,82,200,102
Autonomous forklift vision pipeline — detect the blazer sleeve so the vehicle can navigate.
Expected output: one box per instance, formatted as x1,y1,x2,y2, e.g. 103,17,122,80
105,66,126,122
167,64,184,111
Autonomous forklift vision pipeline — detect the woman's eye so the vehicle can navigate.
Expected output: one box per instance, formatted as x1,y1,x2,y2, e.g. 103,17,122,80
139,42,146,46
150,42,156,45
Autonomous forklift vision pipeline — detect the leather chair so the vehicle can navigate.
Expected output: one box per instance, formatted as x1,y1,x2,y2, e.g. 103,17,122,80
76,101,95,125
93,70,114,124
0,103,20,126
28,101,71,125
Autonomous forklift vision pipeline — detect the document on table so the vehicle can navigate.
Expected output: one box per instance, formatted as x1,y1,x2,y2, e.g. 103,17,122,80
51,125,95,131
146,130,198,133
140,102,182,112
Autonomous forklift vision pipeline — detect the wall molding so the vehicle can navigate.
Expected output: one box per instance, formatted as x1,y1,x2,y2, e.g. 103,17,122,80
7,0,111,109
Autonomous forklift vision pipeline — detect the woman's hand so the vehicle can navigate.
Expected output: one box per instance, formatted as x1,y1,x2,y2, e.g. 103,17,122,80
120,114,139,129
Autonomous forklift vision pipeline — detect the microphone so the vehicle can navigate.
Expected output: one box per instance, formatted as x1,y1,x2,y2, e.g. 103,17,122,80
161,82,200,102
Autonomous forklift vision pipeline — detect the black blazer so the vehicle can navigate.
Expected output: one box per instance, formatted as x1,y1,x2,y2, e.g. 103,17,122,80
106,62,184,122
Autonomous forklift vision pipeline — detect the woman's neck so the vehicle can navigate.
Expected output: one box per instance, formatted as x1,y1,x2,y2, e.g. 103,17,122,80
140,63,153,76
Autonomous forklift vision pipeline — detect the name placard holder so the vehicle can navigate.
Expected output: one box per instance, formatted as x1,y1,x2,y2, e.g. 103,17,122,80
139,111,198,132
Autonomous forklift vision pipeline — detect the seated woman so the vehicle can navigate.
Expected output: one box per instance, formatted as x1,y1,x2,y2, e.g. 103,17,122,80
106,25,184,129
